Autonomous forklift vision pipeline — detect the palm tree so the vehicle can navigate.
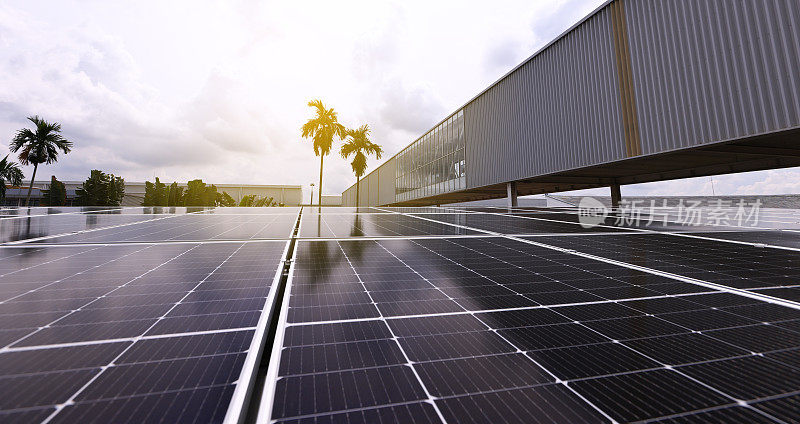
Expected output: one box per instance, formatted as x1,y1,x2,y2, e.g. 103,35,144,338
301,100,346,206
10,116,73,206
0,155,24,204
340,124,383,208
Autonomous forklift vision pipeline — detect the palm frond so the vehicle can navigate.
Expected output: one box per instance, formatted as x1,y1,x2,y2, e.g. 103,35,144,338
340,140,357,158
0,155,24,186
10,116,72,165
302,99,344,158
351,151,367,178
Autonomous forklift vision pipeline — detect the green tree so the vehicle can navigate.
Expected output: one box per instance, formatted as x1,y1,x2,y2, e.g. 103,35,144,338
108,175,125,206
10,116,73,206
340,124,383,208
0,155,24,204
219,191,236,207
75,170,125,206
142,177,167,206
41,176,66,206
204,184,220,206
183,179,220,206
183,179,206,206
153,178,167,206
253,196,276,207
301,99,346,207
142,181,155,206
167,182,184,206
238,194,255,207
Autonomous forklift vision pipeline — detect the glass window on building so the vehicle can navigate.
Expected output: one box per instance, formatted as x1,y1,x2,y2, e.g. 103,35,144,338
395,108,466,201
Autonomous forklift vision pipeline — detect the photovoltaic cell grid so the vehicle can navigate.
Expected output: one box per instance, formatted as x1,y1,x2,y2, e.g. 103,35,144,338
21,213,299,244
298,213,478,238
3,205,800,423
533,234,800,304
0,214,165,243
471,205,800,234
0,207,296,424
265,237,800,423
408,212,634,235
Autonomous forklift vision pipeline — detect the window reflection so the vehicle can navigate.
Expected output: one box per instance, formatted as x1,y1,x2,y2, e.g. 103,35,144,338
395,109,465,202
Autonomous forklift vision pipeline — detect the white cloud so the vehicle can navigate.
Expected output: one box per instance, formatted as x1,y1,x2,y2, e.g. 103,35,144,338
2,0,798,200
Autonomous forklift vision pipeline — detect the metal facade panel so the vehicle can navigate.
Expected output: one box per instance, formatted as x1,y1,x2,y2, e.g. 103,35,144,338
356,175,369,207
368,171,380,206
341,0,800,202
378,157,397,206
625,0,800,155
342,187,354,207
465,7,625,189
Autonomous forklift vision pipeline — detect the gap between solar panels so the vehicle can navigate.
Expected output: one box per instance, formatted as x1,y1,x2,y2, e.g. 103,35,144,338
237,207,303,424
374,208,800,312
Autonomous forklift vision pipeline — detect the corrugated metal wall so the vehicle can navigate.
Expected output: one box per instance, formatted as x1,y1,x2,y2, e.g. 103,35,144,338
339,158,393,206
357,175,368,207
366,171,379,206
342,0,800,205
465,5,625,189
625,0,800,154
378,158,396,205
341,186,353,206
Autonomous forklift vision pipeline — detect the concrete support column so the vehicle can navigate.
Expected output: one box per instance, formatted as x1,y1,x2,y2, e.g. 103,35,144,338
507,182,518,207
610,183,622,209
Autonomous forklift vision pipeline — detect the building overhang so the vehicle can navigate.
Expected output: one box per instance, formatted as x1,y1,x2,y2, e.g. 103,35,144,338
390,127,800,206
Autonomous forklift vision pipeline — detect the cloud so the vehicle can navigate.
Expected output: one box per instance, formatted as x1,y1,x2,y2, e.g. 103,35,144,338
529,0,600,42
4,0,799,200
484,40,527,71
375,79,446,135
0,4,296,185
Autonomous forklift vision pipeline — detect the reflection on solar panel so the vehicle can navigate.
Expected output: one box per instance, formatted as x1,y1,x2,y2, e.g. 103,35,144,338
298,212,478,238
2,205,799,423
0,207,295,423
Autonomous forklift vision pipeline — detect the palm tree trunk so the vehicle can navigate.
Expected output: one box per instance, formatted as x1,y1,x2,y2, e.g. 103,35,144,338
318,155,324,207
24,163,38,207
355,177,360,209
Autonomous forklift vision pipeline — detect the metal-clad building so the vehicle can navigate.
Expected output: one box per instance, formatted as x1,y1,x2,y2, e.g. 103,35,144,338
343,0,800,206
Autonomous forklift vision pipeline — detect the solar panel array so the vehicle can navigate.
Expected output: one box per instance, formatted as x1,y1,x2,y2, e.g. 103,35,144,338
0,207,296,423
2,205,800,423
262,206,800,424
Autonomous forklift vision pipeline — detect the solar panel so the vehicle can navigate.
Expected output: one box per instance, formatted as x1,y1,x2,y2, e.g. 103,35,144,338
298,213,478,238
261,232,800,423
0,205,299,423
0,214,167,243
410,212,634,235
532,233,800,303
9,214,299,244
0,241,288,422
3,205,799,423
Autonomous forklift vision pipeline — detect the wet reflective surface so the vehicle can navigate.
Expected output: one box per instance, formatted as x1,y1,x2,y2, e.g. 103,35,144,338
274,235,800,423
3,206,800,423
298,213,479,238
0,237,287,422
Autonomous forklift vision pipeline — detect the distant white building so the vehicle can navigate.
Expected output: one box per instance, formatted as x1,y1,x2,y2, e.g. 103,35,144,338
2,179,303,206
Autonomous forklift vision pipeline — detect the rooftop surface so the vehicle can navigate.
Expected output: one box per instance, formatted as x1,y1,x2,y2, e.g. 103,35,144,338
0,204,799,423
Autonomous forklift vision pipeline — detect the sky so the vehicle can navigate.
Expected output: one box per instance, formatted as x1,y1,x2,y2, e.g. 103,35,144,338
1,0,799,202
